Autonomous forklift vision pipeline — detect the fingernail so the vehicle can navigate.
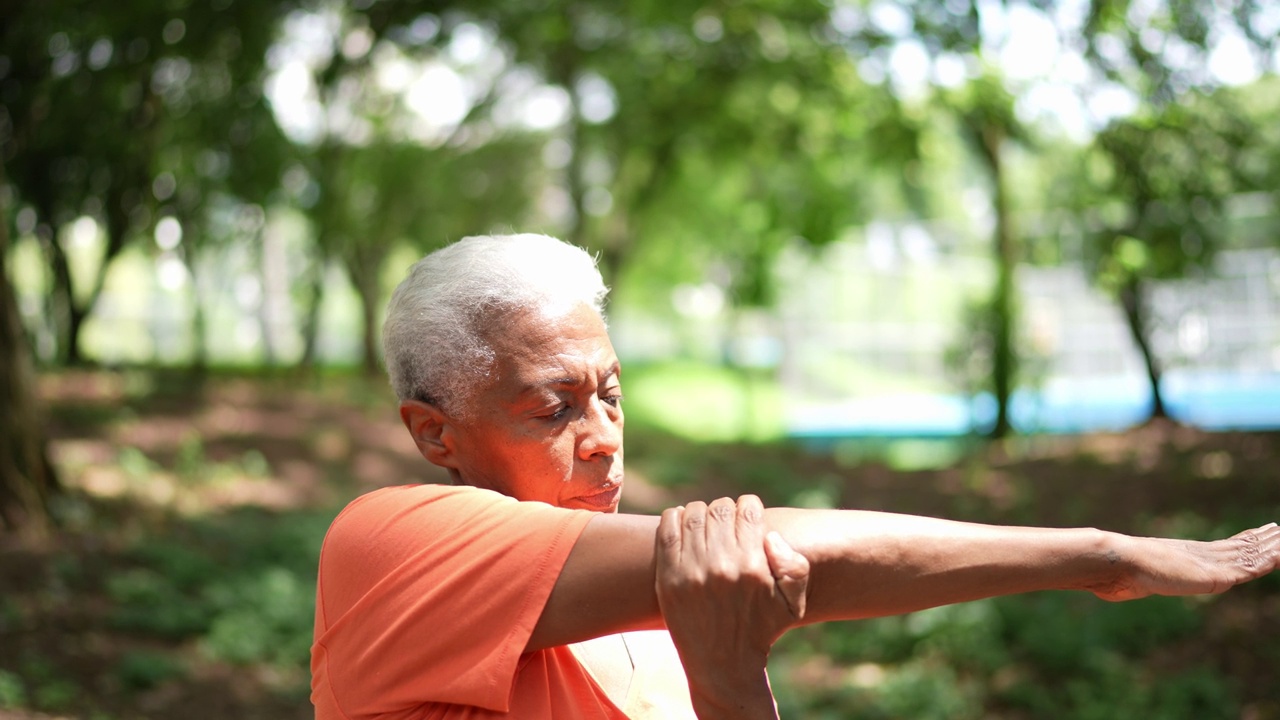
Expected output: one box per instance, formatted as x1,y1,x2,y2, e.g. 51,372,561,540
1264,522,1278,529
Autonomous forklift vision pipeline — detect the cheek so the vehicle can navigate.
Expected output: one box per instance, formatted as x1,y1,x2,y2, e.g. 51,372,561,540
513,432,573,474
555,435,578,472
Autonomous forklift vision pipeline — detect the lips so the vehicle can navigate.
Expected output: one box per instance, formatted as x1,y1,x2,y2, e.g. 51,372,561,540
571,481,623,511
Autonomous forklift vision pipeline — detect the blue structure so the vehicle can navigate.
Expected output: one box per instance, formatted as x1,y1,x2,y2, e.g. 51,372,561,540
786,371,1280,439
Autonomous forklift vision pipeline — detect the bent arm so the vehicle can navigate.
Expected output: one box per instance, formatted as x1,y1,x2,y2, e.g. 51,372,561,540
528,508,1280,651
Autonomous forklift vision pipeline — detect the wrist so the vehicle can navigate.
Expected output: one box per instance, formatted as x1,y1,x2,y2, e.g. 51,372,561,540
1076,528,1135,598
689,665,778,720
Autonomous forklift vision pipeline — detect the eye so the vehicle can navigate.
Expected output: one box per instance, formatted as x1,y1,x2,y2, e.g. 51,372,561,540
539,403,570,421
601,392,623,408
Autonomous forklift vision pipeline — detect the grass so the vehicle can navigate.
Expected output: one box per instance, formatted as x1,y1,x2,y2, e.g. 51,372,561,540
622,360,786,441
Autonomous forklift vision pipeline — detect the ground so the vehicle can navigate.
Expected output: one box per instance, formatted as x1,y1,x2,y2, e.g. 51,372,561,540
1,369,1278,719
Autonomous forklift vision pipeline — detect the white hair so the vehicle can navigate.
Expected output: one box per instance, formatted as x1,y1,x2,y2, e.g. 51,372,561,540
382,233,609,415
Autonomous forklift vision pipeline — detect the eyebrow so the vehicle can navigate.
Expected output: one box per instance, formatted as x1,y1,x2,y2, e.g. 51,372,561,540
521,361,621,394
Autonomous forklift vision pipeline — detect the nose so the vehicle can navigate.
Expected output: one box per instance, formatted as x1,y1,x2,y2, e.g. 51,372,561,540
577,396,623,460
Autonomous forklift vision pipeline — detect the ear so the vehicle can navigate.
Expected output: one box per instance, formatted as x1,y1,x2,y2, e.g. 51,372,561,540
400,399,458,469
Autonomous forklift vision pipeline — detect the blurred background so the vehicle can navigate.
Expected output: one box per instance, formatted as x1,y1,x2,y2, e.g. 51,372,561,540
2,0,1279,718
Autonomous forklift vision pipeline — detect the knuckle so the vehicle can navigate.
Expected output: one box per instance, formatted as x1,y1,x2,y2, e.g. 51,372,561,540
745,557,772,582
738,495,764,524
709,501,735,522
1239,544,1260,569
708,558,738,581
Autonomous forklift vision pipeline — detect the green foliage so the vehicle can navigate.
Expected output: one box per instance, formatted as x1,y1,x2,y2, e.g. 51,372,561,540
1001,660,1240,720
874,661,984,720
0,670,27,709
16,656,78,712
1086,93,1266,289
202,566,314,667
107,568,213,637
0,597,23,633
1,0,289,362
175,433,207,482
115,651,185,691
105,509,331,671
999,594,1202,671
117,446,158,481
33,679,78,712
774,589,1230,719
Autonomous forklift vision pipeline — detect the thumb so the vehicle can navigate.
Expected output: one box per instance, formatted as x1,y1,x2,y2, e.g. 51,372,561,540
764,531,810,621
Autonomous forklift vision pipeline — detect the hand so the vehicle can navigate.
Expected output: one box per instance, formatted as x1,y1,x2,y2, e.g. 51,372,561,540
654,495,811,720
1089,522,1279,601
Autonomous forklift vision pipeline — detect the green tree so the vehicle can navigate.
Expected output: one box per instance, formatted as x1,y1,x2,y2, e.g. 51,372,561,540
282,7,544,373
474,0,900,285
1,0,286,365
1081,92,1265,418
944,72,1031,438
0,0,287,526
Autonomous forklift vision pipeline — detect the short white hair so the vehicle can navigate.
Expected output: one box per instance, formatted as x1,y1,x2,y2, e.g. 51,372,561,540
383,233,609,414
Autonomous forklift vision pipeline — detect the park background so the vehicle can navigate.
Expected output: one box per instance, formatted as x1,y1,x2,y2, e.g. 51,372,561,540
2,0,1280,718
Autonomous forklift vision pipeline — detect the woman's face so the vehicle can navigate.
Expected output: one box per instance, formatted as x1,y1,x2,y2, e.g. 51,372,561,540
441,302,626,512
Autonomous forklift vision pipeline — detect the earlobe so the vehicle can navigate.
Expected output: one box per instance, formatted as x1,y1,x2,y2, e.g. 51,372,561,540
400,399,456,468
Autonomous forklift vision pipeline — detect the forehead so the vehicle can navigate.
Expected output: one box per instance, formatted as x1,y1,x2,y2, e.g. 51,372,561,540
479,302,617,389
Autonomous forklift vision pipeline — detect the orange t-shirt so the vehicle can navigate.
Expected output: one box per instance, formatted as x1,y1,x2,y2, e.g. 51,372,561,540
310,483,630,720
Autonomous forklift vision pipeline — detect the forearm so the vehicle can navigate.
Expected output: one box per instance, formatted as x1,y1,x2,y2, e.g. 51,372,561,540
765,508,1122,624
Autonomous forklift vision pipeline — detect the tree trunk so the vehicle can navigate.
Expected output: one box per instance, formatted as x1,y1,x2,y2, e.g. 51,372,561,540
256,228,278,365
39,182,132,366
355,274,379,376
178,242,208,372
1119,274,1167,419
35,210,81,365
1,162,59,533
979,124,1017,439
297,258,325,369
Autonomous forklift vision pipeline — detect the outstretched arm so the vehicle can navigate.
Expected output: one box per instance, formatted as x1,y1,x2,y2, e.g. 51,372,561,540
768,510,1277,622
529,506,1279,650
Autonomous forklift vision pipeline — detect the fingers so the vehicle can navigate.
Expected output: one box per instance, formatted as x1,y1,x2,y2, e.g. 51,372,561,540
659,496,771,585
682,500,709,569
707,497,739,577
733,495,771,582
734,494,767,546
1237,521,1280,579
765,531,810,621
656,506,684,563
660,495,809,609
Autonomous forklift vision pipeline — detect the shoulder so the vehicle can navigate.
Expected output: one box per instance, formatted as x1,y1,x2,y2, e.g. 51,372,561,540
323,484,515,550
337,482,516,521
315,483,598,641
322,484,594,571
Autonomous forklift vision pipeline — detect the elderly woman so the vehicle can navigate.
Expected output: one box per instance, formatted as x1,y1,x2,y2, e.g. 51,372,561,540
310,233,1278,720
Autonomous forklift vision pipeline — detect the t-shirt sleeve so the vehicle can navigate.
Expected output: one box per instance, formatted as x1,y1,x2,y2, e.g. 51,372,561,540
312,484,596,718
